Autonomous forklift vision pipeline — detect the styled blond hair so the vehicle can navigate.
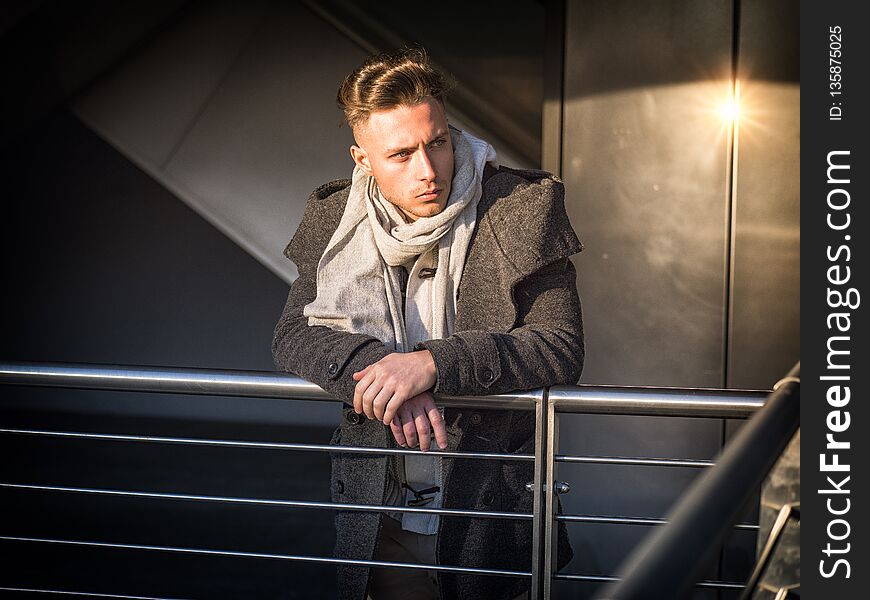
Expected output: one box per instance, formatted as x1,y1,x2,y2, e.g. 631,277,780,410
337,47,453,130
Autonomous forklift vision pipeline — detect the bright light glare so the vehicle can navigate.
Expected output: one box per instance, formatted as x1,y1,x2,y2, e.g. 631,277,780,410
721,99,739,123
721,81,741,124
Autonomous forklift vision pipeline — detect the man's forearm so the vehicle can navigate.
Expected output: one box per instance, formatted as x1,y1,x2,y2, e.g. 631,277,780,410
414,258,584,396
419,325,583,395
272,291,392,404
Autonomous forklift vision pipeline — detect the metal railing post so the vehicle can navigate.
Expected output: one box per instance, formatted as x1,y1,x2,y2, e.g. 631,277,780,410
738,502,800,600
530,388,550,600
543,387,560,598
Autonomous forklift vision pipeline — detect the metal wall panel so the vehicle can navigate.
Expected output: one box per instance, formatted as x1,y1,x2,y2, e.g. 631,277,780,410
556,2,799,595
557,3,741,596
727,0,800,389
73,1,365,284
73,0,269,169
561,0,734,388
71,0,536,285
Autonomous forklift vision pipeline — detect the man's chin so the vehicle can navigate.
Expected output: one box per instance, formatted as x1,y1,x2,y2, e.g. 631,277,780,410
417,201,447,218
396,197,448,222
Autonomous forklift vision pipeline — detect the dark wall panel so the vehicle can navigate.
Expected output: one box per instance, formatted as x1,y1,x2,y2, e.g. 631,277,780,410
562,0,734,388
556,3,747,597
0,109,339,426
0,109,340,596
556,1,798,596
2,110,288,371
727,0,800,389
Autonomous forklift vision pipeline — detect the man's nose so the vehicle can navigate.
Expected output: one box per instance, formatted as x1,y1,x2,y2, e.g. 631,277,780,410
416,149,436,181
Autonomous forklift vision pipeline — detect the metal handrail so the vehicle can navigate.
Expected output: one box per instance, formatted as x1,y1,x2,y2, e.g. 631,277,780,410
0,361,773,598
0,426,719,466
0,426,761,530
0,427,533,461
0,361,767,417
556,455,713,467
553,573,745,590
555,513,758,531
0,586,177,600
0,483,530,521
0,535,530,579
548,383,766,417
0,361,538,410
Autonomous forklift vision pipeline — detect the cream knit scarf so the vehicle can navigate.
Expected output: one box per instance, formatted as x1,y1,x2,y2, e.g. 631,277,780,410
304,128,497,352
305,128,496,535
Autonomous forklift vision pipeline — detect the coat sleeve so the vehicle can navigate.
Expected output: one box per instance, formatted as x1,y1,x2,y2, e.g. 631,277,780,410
414,255,584,396
271,187,392,405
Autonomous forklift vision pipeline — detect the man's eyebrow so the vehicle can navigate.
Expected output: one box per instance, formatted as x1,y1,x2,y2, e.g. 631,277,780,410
385,130,449,155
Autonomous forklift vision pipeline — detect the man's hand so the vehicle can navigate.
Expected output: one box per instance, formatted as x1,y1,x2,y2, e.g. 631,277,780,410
352,350,437,425
388,392,447,451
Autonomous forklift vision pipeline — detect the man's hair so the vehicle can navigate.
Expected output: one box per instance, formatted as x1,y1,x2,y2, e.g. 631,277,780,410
337,47,453,130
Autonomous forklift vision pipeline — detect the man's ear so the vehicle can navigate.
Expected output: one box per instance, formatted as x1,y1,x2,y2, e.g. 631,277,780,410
350,145,372,175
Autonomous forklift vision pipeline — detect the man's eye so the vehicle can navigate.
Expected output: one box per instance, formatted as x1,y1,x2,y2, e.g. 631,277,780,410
393,151,410,159
430,139,446,148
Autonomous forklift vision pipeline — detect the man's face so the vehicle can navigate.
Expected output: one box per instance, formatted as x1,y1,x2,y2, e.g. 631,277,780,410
350,97,454,222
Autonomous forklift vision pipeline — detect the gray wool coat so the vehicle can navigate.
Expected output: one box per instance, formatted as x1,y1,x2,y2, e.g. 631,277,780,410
272,165,584,600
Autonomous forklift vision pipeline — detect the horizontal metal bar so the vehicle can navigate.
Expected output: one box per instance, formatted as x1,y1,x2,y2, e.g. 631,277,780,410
553,573,618,583
739,502,798,600
0,362,332,399
2,361,769,417
0,428,531,462
555,513,758,531
696,581,751,591
0,587,183,600
548,384,766,418
0,536,529,578
0,482,530,520
0,361,538,410
551,573,745,590
556,455,714,468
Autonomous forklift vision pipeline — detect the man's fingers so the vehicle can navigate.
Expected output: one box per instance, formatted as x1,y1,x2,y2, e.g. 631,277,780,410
352,373,371,415
402,410,418,448
371,385,394,421
425,402,448,450
413,407,432,452
382,393,409,426
350,353,436,411
390,416,406,447
360,378,384,420
352,364,372,381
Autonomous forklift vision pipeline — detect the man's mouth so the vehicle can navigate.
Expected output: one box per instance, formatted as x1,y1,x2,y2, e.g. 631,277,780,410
417,188,441,201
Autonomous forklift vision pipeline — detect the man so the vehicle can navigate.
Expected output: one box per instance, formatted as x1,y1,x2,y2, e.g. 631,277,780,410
272,48,583,600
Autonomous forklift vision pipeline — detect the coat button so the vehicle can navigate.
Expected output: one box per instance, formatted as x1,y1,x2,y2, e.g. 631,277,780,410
481,490,495,506
480,368,494,383
470,413,482,425
345,411,364,425
327,362,339,376
337,480,344,494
